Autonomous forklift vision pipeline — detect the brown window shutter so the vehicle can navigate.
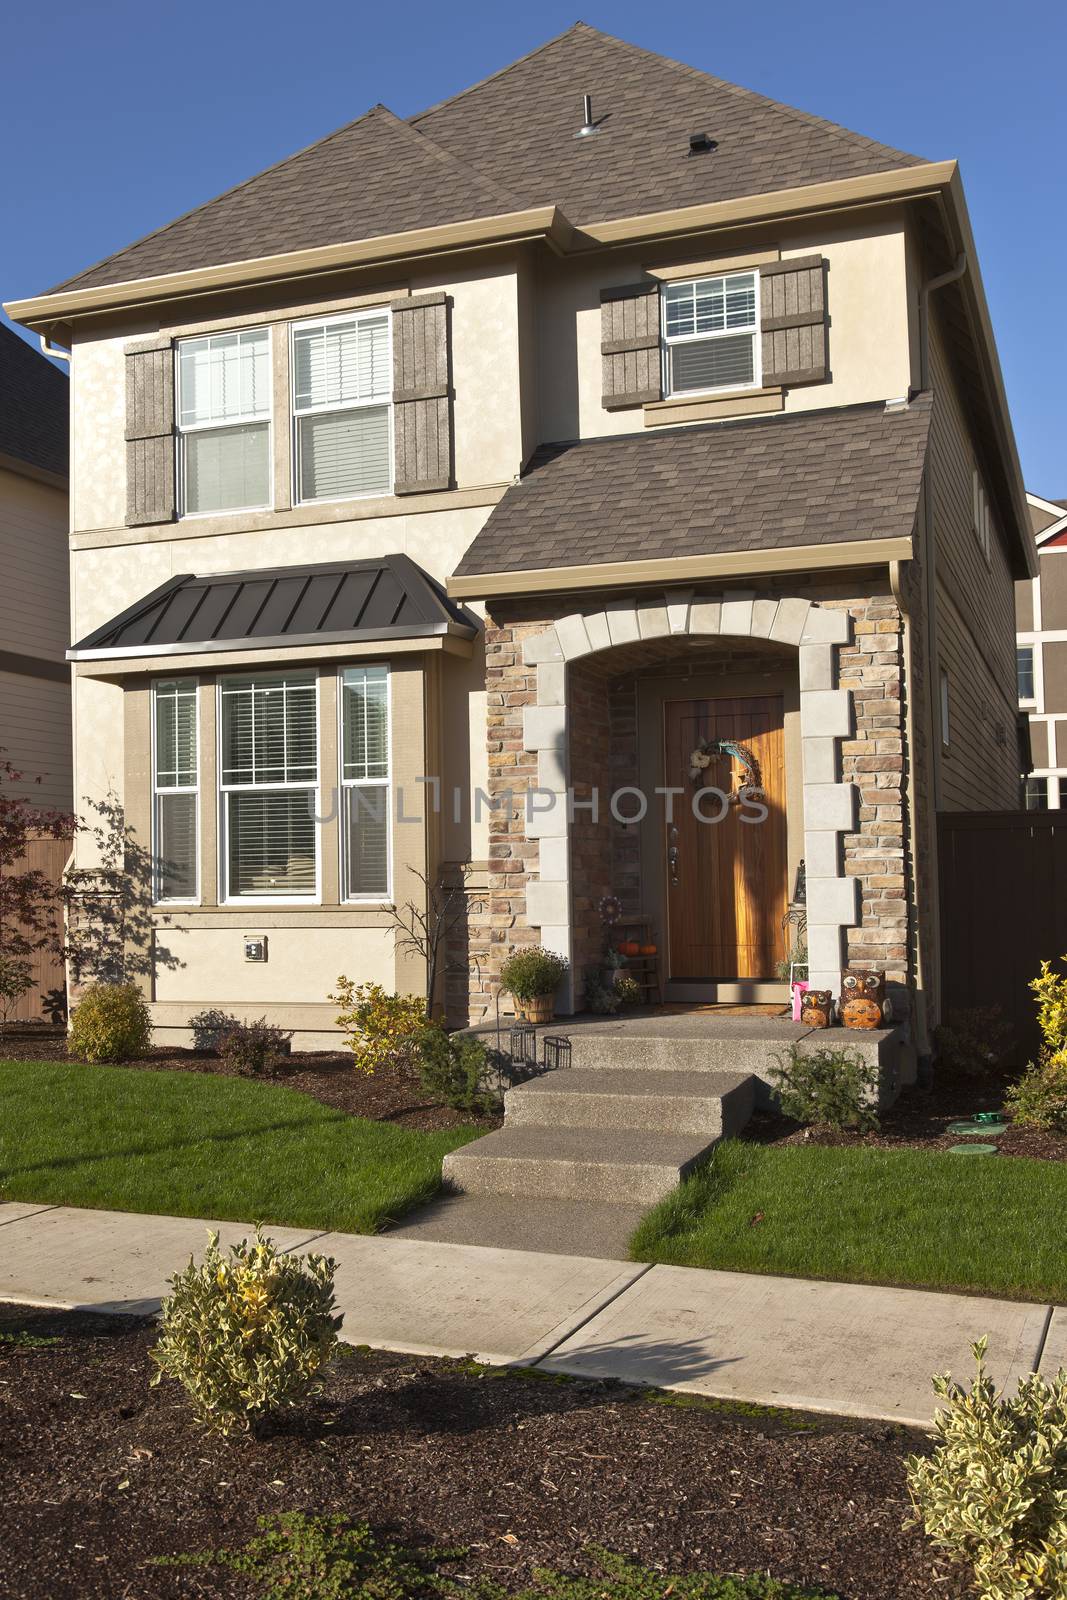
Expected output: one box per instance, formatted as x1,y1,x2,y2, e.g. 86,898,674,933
600,282,661,409
391,293,452,495
760,256,828,387
125,340,176,526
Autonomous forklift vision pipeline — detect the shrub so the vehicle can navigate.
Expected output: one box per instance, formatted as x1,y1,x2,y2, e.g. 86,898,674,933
934,1006,1015,1077
188,1007,239,1052
1005,1050,1067,1132
1031,957,1067,1055
69,981,152,1063
769,1042,879,1133
415,1024,499,1114
330,979,427,1075
584,972,620,1014
614,975,643,1007
906,1336,1067,1599
151,1229,342,1435
218,1018,292,1076
500,947,568,1002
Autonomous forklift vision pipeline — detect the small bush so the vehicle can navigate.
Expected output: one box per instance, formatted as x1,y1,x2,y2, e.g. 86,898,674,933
218,1018,292,1076
1005,1050,1067,1132
330,979,426,1075
614,975,643,1007
906,1336,1067,1599
188,1007,239,1052
415,1024,499,1114
151,1229,341,1435
770,1042,879,1132
1031,957,1067,1055
499,947,568,1001
934,1006,1015,1077
584,972,620,1014
69,981,152,1063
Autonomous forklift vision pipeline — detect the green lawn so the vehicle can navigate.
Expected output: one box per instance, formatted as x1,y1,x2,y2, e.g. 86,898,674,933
0,1060,482,1234
630,1139,1067,1302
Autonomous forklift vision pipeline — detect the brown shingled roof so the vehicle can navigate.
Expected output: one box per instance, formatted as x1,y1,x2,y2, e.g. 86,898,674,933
0,323,69,482
44,24,923,295
453,395,932,580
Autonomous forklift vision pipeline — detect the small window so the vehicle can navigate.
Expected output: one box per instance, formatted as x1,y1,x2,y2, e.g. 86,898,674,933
292,312,392,503
153,678,198,901
340,665,390,900
1024,776,1049,811
662,271,759,396
940,668,951,749
1017,645,1035,702
972,469,993,564
219,672,318,901
177,328,271,515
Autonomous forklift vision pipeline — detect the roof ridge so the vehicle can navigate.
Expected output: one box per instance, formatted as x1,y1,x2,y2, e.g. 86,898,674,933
372,103,520,211
46,104,398,295
409,21,590,124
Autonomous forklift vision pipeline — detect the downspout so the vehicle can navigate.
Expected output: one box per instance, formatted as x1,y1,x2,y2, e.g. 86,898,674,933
890,557,932,1060
39,332,71,364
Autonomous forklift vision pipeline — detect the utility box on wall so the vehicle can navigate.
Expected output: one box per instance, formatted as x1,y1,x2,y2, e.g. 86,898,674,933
244,935,268,963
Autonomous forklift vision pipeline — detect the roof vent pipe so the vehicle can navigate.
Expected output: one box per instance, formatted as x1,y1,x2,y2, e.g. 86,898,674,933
575,94,600,138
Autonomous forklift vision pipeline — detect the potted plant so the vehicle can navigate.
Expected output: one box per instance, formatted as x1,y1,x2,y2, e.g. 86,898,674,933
500,947,569,1023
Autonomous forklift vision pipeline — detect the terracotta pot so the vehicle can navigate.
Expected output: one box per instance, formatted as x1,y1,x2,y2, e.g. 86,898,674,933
519,993,555,1023
639,943,657,956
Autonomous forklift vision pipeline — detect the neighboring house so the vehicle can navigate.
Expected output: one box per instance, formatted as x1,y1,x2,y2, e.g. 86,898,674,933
0,323,71,811
1017,492,1067,808
5,24,1033,1050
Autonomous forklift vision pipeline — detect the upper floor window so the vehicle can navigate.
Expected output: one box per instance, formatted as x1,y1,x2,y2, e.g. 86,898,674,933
292,311,392,504
219,671,318,902
972,469,993,565
153,678,199,902
662,271,759,396
177,328,271,515
1017,645,1035,703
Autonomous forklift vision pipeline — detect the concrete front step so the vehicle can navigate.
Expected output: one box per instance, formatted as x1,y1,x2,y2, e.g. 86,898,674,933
442,1125,717,1205
505,1067,755,1136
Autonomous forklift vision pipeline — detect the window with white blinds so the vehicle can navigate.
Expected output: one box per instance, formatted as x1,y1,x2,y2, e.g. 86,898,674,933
153,678,199,902
341,665,390,899
219,672,318,900
292,312,391,503
663,271,760,396
177,328,272,514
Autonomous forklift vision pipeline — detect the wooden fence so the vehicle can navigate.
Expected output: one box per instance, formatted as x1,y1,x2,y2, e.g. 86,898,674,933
938,810,1067,1054
2,835,71,1025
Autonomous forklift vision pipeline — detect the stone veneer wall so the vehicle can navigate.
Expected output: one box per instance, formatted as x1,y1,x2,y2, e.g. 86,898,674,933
447,582,919,1023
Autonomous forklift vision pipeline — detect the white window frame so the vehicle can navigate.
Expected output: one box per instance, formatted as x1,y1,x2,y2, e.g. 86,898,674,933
338,664,392,904
661,270,762,399
1017,644,1036,706
175,326,274,519
151,677,200,905
290,308,394,507
217,671,321,906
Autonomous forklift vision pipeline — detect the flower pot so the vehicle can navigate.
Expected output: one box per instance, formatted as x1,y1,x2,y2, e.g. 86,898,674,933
518,993,555,1023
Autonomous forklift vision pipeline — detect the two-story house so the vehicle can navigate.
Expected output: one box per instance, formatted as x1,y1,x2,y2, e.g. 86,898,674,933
5,25,1033,1054
1018,492,1067,808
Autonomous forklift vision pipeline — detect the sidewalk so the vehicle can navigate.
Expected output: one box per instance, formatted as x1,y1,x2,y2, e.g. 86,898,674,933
1,1200,1061,1427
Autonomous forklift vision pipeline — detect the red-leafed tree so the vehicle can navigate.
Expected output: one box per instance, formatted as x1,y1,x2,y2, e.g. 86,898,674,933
0,755,76,1032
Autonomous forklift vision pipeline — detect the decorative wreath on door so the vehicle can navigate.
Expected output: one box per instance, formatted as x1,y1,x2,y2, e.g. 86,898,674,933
688,738,766,805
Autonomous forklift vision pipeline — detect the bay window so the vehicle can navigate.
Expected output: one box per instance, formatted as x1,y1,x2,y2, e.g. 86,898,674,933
663,270,759,395
220,672,318,901
177,328,272,514
153,678,199,902
340,665,390,899
292,311,392,503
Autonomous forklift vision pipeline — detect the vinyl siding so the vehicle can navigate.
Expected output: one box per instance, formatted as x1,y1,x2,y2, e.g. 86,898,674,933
0,671,72,811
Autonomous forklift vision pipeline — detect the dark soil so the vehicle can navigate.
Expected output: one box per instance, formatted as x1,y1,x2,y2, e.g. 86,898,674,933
0,1027,503,1133
0,1301,966,1600
745,1066,1067,1161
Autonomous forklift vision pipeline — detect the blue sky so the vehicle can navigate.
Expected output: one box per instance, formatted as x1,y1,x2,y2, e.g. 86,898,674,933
3,0,1064,492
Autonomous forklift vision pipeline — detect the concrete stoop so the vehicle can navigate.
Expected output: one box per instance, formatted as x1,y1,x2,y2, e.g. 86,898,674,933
442,1065,757,1206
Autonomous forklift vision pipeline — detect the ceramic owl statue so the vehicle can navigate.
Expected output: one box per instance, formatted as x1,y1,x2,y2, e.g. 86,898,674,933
839,970,887,1029
799,989,834,1028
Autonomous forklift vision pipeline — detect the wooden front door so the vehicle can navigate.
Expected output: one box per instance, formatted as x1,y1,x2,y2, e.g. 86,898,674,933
664,695,788,981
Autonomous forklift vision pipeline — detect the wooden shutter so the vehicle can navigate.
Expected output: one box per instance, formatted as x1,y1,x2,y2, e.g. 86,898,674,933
391,292,451,495
760,256,828,387
601,282,661,409
125,339,176,526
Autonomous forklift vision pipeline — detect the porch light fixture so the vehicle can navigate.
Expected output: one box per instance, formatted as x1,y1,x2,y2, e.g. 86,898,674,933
508,1023,537,1067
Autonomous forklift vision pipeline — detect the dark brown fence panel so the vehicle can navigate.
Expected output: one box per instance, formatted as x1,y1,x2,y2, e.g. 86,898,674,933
938,811,1067,1054
2,834,71,1024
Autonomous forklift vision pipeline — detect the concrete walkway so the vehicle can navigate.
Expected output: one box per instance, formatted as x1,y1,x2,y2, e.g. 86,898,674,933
1,1200,1061,1426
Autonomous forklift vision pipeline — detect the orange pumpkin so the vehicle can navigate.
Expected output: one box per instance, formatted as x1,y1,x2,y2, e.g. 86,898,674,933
621,940,640,956
640,943,657,956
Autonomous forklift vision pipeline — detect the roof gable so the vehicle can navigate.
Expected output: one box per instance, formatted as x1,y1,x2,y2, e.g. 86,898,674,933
0,323,69,482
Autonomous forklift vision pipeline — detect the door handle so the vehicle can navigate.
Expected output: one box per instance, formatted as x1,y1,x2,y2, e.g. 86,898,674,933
668,826,679,886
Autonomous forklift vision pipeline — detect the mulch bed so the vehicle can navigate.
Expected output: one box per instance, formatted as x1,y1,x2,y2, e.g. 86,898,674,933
0,1028,503,1133
744,1067,1067,1161
0,1301,966,1600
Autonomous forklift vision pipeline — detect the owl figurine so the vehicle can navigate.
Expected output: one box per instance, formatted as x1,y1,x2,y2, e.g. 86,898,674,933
799,989,834,1028
839,970,887,1029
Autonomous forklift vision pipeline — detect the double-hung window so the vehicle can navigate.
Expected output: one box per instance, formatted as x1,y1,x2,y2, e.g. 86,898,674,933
153,678,199,902
292,312,392,503
177,328,272,515
340,666,390,900
662,271,759,395
219,672,318,901
1017,645,1035,703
